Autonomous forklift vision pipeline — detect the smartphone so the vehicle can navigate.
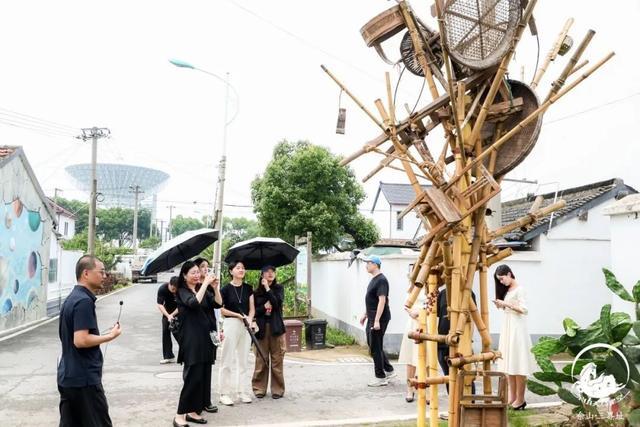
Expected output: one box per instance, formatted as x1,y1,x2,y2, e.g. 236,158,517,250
207,268,213,275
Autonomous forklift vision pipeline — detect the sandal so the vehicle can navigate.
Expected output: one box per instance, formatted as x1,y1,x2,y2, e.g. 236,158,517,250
405,389,415,403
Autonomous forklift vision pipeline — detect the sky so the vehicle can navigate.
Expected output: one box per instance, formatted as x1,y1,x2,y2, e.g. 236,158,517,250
1,0,639,226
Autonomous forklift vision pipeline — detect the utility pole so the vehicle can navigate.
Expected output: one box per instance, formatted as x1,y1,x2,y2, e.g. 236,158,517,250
129,185,144,253
54,188,63,199
159,220,165,242
167,205,176,241
78,127,110,256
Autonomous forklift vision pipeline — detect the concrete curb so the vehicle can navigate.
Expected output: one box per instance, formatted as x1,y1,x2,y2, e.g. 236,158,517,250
0,284,138,343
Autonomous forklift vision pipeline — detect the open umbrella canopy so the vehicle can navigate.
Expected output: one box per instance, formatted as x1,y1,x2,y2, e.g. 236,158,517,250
141,228,219,275
224,237,299,270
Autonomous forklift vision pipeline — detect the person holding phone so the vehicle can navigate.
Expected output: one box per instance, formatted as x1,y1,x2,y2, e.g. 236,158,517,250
359,255,395,387
173,261,220,426
218,260,256,406
252,265,286,399
57,255,121,427
493,264,536,411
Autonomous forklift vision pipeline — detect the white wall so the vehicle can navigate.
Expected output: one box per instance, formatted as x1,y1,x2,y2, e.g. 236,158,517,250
487,203,613,338
311,252,416,354
608,210,640,316
47,248,82,315
370,197,423,240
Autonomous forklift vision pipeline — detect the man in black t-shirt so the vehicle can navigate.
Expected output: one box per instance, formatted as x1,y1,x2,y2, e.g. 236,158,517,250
359,255,395,387
157,277,178,363
57,255,122,427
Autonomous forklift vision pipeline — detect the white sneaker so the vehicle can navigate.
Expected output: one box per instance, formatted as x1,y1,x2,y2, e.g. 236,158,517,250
368,377,389,387
239,393,252,403
159,358,175,364
385,371,397,380
219,395,234,406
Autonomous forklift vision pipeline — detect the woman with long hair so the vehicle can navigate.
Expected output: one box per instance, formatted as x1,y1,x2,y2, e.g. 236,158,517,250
173,260,219,426
192,257,223,414
251,265,286,399
493,264,536,411
218,260,255,406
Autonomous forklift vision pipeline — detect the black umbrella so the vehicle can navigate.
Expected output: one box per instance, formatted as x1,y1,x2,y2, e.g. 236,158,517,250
141,228,219,275
224,237,299,270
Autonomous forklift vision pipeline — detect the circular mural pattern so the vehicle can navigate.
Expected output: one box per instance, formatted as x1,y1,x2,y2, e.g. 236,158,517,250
28,252,38,278
13,279,19,294
1,298,13,315
12,199,23,217
4,212,11,229
28,210,41,232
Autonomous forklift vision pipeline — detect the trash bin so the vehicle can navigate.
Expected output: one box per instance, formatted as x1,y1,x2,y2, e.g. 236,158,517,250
304,319,327,350
283,319,303,352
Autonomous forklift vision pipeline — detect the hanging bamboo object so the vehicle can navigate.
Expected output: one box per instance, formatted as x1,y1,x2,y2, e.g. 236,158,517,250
321,1,614,425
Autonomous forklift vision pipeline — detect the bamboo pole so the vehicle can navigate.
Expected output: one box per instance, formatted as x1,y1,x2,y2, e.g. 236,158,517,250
490,200,567,238
448,231,463,425
448,351,502,368
410,376,449,386
320,65,385,131
466,0,539,151
408,331,460,345
486,248,513,267
545,29,596,102
445,51,615,190
568,59,589,77
427,272,440,427
479,242,492,395
410,245,429,284
417,301,428,427
531,18,574,89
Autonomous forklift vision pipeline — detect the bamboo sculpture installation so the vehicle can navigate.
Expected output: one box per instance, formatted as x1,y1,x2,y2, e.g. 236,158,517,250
323,1,614,425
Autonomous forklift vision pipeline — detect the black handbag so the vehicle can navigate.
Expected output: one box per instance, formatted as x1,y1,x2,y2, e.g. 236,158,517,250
169,316,182,342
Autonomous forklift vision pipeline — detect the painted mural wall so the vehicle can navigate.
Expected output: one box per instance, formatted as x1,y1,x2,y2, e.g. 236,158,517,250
0,154,53,332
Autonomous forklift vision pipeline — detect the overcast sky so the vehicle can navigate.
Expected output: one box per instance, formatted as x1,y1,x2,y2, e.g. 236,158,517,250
1,0,639,225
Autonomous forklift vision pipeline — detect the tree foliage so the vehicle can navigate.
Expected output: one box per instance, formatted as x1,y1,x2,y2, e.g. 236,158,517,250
53,197,89,234
251,140,378,252
61,231,132,270
170,215,204,237
98,207,151,246
201,216,260,263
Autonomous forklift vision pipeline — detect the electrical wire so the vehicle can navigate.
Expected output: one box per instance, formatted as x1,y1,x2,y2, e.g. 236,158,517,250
546,91,640,124
0,106,79,133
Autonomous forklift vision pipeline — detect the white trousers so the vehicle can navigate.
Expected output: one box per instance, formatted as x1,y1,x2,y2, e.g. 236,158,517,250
218,318,251,396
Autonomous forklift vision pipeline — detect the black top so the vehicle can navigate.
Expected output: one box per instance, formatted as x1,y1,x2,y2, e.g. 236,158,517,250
365,273,391,321
437,289,476,349
220,283,253,316
254,284,286,339
176,287,216,366
157,283,177,313
57,285,103,387
204,288,222,332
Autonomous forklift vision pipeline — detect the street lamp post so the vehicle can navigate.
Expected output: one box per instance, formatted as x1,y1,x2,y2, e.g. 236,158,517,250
169,59,239,278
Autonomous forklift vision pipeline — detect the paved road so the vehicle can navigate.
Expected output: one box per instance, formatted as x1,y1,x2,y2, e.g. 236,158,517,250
0,283,558,426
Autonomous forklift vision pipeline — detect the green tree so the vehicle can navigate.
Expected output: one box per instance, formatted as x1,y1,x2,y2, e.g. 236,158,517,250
201,216,260,262
170,215,204,237
97,207,151,246
61,231,132,270
251,140,379,252
52,197,89,234
140,235,162,250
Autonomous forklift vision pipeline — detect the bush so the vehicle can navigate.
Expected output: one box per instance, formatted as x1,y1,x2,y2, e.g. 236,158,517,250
326,326,356,346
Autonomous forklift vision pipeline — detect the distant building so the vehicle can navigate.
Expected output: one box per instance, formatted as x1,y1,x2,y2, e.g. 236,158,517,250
370,182,430,240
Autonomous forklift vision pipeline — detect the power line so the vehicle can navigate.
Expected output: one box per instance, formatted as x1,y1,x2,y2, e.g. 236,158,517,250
546,91,640,125
0,106,79,132
0,117,78,138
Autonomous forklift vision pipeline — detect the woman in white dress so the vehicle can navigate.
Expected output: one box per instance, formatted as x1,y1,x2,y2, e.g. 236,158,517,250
493,264,536,411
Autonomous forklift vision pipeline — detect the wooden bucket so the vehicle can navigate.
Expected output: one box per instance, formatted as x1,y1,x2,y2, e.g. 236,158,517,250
360,5,406,47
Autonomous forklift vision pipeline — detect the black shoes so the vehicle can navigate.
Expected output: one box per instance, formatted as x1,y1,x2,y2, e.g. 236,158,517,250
185,414,208,424
512,401,527,411
173,419,189,427
272,394,283,399
203,405,218,413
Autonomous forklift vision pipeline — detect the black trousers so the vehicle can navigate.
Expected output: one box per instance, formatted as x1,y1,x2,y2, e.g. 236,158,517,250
366,318,393,378
438,346,476,395
162,316,175,359
58,383,112,427
178,362,210,414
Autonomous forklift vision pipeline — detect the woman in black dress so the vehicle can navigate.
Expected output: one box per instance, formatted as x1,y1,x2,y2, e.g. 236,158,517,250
193,257,223,414
251,265,286,398
173,261,219,427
